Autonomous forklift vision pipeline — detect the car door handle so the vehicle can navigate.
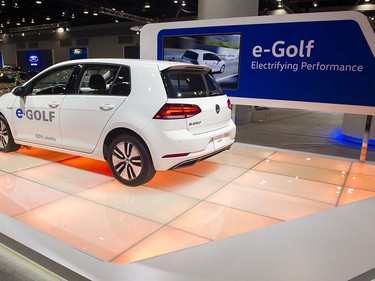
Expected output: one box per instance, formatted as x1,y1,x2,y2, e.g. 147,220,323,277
49,103,60,108
99,104,115,111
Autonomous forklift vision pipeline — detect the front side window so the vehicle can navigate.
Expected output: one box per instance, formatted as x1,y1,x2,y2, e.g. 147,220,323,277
162,69,224,98
28,67,75,95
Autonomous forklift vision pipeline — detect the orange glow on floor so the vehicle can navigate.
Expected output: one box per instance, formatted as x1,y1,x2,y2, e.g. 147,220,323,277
0,143,374,264
59,156,113,177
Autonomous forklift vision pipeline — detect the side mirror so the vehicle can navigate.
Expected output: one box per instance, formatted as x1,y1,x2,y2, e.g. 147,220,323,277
13,86,26,97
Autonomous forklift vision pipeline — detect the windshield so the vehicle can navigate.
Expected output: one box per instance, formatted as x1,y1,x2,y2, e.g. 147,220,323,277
161,69,224,98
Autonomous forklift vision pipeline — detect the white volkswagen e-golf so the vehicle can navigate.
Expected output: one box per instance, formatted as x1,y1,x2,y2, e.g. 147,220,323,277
0,59,236,186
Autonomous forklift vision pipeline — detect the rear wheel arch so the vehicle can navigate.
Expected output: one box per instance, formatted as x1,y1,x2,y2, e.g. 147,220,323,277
103,128,152,162
103,128,156,186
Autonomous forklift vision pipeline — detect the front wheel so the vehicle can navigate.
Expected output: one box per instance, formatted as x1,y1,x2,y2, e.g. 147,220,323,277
220,65,225,74
0,115,20,152
107,135,156,186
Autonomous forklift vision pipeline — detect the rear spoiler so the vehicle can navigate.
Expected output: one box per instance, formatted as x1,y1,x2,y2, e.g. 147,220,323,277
166,65,211,73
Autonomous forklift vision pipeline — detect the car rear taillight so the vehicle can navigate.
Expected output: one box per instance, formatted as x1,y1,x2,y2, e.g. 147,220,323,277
153,104,202,119
227,99,232,110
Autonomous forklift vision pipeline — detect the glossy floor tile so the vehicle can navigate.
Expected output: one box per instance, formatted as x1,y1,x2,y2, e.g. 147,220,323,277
145,170,228,200
0,174,68,216
254,159,347,186
14,163,113,194
16,147,74,162
226,143,275,159
15,196,163,261
78,181,200,224
350,162,375,176
0,152,51,173
267,151,352,171
206,151,264,169
169,201,282,240
59,157,113,177
233,170,341,204
345,173,375,192
1,143,374,264
206,183,334,221
112,226,210,264
337,187,375,206
177,161,248,182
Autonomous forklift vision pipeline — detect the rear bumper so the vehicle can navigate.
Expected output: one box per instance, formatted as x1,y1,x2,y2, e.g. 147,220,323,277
143,120,236,170
169,144,233,170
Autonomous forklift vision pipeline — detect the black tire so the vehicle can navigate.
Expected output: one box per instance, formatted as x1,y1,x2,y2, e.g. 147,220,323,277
0,115,20,152
220,65,225,74
107,135,155,186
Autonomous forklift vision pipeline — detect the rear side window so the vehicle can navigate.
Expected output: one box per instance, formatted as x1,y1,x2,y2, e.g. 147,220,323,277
111,66,131,96
203,53,220,61
78,65,119,95
162,69,224,98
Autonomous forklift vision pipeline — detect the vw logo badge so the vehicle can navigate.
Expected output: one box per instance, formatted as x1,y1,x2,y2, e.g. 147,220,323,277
215,104,220,114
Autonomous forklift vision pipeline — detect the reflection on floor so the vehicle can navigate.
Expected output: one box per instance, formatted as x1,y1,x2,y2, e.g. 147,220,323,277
1,143,374,264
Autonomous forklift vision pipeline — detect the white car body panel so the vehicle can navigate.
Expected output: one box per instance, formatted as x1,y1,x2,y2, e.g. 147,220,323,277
12,95,64,148
0,58,236,185
60,95,125,153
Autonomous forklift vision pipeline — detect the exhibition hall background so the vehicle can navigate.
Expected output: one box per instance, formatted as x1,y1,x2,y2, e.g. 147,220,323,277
1,1,375,281
0,0,260,66
0,0,373,161
0,23,140,66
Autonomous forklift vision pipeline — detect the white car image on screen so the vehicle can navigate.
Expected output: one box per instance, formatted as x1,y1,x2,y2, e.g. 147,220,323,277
0,59,236,186
181,49,226,74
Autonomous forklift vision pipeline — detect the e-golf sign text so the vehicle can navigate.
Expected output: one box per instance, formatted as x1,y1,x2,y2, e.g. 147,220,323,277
140,11,375,115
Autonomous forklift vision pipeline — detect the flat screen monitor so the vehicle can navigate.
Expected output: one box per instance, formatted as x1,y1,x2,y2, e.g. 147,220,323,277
16,49,53,71
162,33,241,90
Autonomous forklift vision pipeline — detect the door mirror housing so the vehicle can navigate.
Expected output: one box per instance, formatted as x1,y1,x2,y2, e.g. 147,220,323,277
13,86,26,97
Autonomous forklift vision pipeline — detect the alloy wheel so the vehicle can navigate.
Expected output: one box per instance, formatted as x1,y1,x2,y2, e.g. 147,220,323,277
0,120,9,149
112,140,142,181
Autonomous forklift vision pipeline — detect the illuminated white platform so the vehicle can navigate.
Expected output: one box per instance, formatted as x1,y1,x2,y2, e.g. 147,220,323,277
1,143,375,280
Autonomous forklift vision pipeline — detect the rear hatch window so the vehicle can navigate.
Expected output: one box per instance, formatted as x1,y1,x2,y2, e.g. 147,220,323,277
182,51,199,60
161,67,231,134
161,68,224,98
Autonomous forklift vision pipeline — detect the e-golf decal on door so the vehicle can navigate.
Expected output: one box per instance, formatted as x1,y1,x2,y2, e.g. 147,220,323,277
16,108,56,122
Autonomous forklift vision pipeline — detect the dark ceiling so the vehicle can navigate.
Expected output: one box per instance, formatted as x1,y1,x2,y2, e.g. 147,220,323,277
0,0,374,34
261,0,375,18
0,0,199,33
